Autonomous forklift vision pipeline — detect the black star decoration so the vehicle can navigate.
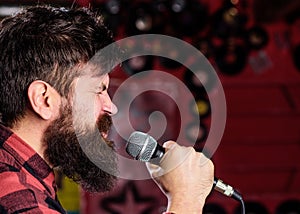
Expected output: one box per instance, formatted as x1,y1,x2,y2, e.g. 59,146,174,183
100,181,158,214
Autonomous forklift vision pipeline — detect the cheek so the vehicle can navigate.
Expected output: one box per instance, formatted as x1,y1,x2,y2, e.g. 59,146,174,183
94,97,104,120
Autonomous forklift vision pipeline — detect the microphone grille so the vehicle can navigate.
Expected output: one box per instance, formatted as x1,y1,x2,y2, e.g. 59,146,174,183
126,131,157,162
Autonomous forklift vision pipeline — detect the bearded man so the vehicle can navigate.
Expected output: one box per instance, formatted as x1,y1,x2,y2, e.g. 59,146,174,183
0,5,214,214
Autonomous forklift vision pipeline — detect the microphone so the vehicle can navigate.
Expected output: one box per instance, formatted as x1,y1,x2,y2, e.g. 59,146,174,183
126,131,243,202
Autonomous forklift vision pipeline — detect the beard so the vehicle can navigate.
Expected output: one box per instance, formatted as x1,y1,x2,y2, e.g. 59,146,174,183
43,105,118,193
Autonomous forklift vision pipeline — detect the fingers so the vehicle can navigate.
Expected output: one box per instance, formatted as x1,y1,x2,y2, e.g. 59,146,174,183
146,141,214,185
146,141,215,213
159,142,194,174
162,141,176,151
146,141,195,178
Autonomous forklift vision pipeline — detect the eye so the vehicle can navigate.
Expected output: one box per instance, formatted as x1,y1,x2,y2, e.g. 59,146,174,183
96,84,107,95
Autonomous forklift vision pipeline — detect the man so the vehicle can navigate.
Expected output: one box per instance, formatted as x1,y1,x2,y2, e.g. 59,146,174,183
0,5,214,213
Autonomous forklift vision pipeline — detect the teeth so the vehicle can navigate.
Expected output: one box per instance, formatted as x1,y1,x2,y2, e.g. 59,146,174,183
101,132,108,139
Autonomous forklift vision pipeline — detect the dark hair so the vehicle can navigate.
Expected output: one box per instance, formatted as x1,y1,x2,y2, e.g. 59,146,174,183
0,5,117,127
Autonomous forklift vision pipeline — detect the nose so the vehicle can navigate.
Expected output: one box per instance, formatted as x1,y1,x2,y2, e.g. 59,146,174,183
103,94,118,116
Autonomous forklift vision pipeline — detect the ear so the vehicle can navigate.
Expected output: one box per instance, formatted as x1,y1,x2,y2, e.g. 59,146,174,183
27,80,61,120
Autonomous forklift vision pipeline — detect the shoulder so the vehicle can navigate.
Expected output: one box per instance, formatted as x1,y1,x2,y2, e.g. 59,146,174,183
0,150,37,213
0,163,62,213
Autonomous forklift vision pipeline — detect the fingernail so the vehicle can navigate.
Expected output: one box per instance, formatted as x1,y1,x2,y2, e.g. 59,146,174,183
163,141,176,149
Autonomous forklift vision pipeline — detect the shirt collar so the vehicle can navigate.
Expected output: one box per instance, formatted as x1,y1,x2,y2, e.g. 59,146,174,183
0,124,56,195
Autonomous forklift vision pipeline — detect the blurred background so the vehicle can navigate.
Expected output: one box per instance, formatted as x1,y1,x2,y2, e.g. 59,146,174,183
1,0,300,213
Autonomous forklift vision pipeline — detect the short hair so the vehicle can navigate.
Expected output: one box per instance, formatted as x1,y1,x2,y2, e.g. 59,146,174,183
0,5,117,127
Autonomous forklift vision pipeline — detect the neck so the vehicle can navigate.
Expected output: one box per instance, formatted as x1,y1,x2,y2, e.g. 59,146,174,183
11,113,50,161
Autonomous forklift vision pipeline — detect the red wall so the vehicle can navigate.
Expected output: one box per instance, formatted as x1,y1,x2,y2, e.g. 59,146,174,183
73,0,300,213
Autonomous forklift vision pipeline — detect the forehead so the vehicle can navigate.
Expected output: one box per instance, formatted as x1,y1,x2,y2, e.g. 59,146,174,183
82,73,109,86
79,61,109,76
72,73,109,93
71,62,111,91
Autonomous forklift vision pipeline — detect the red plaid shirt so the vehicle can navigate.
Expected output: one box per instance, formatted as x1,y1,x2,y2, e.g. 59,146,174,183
0,124,66,213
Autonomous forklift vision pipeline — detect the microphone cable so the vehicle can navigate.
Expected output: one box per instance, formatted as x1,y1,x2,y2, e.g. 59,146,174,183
213,179,245,214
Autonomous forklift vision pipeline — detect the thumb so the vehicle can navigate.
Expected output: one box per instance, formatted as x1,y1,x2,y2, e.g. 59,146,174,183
146,162,163,178
162,140,177,152
146,141,178,178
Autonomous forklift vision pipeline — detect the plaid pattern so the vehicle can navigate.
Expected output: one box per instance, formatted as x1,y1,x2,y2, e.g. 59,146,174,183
0,124,66,213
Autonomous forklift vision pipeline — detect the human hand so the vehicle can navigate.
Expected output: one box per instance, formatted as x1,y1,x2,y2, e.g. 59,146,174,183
146,141,214,213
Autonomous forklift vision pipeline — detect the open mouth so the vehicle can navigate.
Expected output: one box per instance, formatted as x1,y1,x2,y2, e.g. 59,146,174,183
101,132,108,140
